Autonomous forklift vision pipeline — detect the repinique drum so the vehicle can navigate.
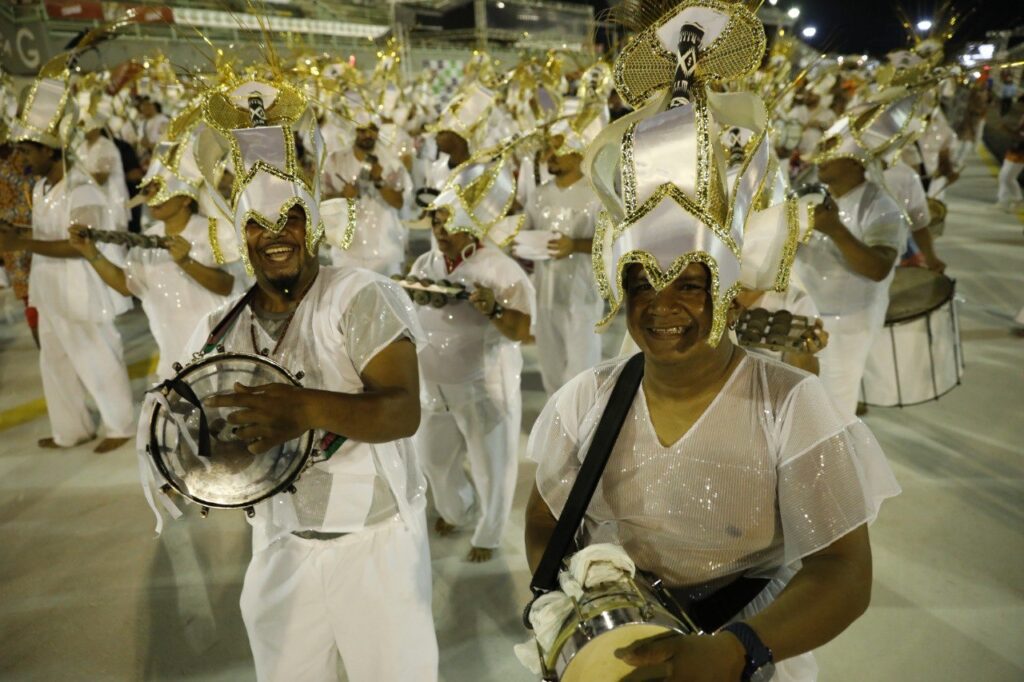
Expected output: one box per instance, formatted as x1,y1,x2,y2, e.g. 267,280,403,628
541,574,698,682
860,267,964,407
146,351,314,515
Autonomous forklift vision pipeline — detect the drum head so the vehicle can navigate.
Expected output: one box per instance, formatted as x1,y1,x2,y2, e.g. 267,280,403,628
886,267,954,323
562,624,676,682
149,353,313,509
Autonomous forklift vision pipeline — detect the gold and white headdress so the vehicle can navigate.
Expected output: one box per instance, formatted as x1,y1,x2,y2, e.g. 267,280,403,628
429,82,496,149
10,57,74,149
429,136,528,246
197,78,325,273
587,0,801,346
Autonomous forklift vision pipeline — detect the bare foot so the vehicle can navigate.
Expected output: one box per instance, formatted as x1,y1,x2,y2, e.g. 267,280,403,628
38,435,94,449
467,546,493,563
94,437,130,454
434,517,457,537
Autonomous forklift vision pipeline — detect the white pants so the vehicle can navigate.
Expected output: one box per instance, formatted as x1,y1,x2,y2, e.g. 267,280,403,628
997,160,1024,205
240,515,438,682
536,304,603,396
416,385,518,549
817,305,887,419
38,311,134,445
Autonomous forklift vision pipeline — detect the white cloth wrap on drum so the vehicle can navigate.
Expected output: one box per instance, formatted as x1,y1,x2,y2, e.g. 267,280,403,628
528,353,900,682
568,542,637,588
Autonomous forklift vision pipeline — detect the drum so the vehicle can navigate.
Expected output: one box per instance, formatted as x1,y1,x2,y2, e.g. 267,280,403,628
860,267,964,407
146,351,314,515
927,197,947,236
540,574,698,681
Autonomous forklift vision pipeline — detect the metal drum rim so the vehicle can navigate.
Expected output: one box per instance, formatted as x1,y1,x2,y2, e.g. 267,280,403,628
148,351,314,509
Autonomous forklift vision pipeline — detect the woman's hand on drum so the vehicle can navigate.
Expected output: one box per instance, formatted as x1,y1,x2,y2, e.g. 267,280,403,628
615,632,745,681
207,382,313,454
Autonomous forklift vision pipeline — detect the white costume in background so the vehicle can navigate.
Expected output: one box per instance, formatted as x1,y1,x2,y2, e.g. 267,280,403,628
410,245,536,549
323,148,409,275
144,113,170,148
795,181,907,417
140,266,438,682
883,161,931,233
996,156,1024,209
524,179,604,394
530,353,901,682
30,167,134,444
124,214,238,378
78,135,130,230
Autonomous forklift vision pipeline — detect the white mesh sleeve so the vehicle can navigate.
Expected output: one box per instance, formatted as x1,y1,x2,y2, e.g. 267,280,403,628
775,378,901,564
342,278,424,374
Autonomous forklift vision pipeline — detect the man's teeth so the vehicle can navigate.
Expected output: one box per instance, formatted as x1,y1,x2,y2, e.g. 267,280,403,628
649,326,685,336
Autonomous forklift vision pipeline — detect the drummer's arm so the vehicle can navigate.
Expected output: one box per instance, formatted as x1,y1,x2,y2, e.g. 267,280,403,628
739,524,873,662
525,482,558,573
910,226,945,273
0,224,80,258
301,338,421,443
814,204,897,281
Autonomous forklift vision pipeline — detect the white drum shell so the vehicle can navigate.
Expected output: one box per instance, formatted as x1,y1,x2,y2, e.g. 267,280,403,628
861,296,963,407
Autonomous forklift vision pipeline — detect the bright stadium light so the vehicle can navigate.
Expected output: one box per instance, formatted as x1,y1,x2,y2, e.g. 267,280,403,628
768,0,778,5
917,19,933,32
787,7,800,19
802,26,817,38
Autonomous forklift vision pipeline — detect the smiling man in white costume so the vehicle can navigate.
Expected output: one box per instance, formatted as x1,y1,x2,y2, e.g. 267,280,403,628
524,2,900,681
138,78,438,682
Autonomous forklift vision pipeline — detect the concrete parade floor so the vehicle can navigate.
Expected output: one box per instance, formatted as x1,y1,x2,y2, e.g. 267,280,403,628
0,144,1022,681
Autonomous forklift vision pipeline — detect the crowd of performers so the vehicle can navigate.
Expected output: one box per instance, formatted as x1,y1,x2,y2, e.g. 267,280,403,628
0,0,1009,679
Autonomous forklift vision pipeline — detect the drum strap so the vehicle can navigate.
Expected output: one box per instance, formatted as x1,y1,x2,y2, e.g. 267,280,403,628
201,287,257,355
527,352,645,603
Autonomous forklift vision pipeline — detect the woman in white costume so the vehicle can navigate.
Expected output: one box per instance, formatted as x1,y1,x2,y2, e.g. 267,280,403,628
70,137,240,379
525,4,899,680
409,141,535,563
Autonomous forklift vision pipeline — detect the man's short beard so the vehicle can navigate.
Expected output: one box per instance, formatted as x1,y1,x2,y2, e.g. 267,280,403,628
266,270,301,294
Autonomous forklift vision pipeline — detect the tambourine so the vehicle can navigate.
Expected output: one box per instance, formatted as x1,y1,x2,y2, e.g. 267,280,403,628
146,350,315,518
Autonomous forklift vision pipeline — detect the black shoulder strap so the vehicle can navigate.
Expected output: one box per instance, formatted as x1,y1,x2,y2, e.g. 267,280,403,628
529,352,645,597
201,287,256,355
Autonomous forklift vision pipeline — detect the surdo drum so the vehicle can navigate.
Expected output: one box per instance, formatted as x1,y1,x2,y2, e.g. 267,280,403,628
860,267,964,407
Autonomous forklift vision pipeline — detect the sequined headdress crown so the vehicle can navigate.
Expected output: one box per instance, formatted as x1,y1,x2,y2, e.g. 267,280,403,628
197,78,325,274
10,56,74,149
586,0,802,346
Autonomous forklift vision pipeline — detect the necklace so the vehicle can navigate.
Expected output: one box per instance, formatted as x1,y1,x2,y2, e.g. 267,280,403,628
248,272,319,356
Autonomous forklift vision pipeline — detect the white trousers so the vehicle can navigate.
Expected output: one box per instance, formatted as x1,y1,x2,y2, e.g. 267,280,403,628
416,387,519,549
997,160,1024,205
536,304,603,396
816,305,887,419
240,515,438,682
38,310,134,444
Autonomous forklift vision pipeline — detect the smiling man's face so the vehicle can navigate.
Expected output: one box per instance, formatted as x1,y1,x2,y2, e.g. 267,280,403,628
244,204,317,293
625,262,714,361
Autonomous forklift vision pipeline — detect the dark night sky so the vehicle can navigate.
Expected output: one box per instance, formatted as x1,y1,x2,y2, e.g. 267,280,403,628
569,0,1023,57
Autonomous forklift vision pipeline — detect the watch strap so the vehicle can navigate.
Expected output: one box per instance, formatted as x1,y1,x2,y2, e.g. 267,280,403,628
722,622,773,681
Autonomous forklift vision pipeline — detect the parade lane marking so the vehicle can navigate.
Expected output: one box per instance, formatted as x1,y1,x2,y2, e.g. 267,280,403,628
0,354,159,432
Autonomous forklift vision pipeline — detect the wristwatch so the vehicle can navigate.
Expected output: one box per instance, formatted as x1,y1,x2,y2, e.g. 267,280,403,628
721,622,775,682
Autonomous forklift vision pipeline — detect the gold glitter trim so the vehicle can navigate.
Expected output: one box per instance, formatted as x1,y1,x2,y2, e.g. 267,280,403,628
237,194,324,275
338,197,357,250
614,183,741,258
592,209,614,300
612,0,767,109
12,74,72,147
622,121,640,214
773,196,800,292
596,249,739,347
208,216,225,265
